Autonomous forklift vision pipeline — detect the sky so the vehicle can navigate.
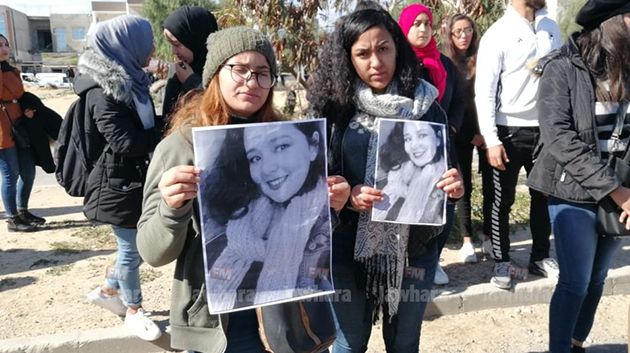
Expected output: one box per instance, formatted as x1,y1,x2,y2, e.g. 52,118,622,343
0,0,115,16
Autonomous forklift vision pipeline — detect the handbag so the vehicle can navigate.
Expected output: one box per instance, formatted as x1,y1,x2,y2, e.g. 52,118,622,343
1,103,31,149
256,298,336,353
597,101,630,237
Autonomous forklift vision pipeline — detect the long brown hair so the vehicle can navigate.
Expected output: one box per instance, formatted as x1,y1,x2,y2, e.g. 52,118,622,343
166,73,281,136
441,14,479,79
576,14,630,102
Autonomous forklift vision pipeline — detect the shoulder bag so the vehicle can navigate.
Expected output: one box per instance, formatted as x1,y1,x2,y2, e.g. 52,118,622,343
597,101,630,237
1,102,31,149
256,298,336,353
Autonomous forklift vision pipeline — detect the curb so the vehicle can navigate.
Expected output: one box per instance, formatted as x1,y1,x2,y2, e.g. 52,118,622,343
3,266,630,353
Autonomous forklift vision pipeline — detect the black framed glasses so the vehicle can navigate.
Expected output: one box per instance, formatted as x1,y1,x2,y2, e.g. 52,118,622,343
222,64,277,89
451,27,474,37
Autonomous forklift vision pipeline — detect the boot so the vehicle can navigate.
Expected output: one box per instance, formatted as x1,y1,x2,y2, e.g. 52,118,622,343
18,209,46,225
7,216,37,232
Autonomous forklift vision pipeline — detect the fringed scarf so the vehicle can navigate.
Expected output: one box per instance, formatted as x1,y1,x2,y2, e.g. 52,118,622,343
352,79,438,320
209,178,328,312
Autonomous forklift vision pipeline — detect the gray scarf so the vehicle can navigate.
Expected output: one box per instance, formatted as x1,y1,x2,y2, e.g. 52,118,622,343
352,79,438,320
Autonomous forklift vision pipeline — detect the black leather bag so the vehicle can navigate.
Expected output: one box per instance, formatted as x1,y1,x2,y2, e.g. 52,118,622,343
256,299,336,353
597,101,630,237
11,119,31,149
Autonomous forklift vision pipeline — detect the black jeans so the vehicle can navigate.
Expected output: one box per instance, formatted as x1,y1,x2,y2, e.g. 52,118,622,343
488,126,551,263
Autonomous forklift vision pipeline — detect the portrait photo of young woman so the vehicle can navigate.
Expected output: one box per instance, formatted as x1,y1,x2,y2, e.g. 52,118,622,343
372,119,447,226
193,119,333,313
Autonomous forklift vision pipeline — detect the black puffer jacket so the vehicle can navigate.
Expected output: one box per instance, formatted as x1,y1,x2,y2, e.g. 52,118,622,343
76,50,162,227
527,34,621,204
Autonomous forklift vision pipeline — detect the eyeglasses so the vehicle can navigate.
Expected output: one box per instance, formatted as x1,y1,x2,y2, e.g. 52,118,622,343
451,27,474,37
221,64,276,89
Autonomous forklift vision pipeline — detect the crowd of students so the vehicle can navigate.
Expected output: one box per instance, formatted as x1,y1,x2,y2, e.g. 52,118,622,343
2,0,629,352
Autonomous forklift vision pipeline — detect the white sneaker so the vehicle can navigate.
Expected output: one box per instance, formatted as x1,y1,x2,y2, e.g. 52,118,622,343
491,262,512,289
530,257,560,279
124,308,162,341
481,238,492,256
86,287,127,317
433,264,449,285
458,242,478,263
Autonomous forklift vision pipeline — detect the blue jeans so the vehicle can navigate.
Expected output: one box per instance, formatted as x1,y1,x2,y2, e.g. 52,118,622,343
0,147,20,216
331,241,438,353
547,198,621,353
436,201,456,255
16,147,35,210
105,226,143,308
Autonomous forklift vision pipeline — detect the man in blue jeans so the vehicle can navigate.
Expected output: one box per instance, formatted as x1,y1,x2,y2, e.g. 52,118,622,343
475,0,562,289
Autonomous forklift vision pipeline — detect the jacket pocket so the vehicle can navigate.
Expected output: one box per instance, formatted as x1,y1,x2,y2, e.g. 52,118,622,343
187,283,211,327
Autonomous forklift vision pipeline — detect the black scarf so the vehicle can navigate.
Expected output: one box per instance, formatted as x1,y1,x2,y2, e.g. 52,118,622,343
162,6,218,74
1,61,15,72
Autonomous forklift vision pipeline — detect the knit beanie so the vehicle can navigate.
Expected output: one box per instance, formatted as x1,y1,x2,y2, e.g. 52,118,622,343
576,0,630,30
202,26,277,88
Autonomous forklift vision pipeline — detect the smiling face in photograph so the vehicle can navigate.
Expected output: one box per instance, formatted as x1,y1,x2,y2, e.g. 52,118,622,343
244,124,319,203
403,123,440,168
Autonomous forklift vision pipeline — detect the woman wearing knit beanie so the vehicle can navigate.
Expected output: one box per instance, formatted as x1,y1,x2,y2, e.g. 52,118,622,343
527,1,630,352
137,26,349,353
398,3,466,285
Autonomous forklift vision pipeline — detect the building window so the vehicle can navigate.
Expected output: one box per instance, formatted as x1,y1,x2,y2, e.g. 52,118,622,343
73,27,85,40
55,28,67,51
0,16,6,37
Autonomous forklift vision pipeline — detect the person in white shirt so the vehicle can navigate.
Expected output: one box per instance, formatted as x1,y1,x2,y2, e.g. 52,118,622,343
475,0,561,289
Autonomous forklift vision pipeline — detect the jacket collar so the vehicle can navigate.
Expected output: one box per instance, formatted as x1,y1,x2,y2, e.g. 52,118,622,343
77,49,133,104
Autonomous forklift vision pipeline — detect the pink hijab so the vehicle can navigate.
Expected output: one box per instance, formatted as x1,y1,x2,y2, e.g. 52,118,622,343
398,4,447,102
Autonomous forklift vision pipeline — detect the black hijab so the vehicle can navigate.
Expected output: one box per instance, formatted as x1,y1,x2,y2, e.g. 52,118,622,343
163,6,218,74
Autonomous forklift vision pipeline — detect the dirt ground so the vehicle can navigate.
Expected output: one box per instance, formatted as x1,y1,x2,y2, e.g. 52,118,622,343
0,87,628,352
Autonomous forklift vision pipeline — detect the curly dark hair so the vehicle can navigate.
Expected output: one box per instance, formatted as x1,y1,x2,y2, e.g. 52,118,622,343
307,8,422,125
378,121,444,173
202,121,326,225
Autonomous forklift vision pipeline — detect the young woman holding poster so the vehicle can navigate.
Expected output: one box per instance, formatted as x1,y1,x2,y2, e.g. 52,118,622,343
308,7,463,353
137,27,349,353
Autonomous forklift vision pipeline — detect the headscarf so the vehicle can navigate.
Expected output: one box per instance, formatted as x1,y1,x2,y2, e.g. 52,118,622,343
0,34,15,72
163,6,218,74
398,4,447,102
88,15,153,104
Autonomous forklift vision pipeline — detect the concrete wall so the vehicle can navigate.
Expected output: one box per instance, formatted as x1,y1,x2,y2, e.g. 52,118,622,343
50,13,91,52
0,6,33,64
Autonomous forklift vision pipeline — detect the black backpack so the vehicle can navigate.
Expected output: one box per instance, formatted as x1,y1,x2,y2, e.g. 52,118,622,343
55,93,90,197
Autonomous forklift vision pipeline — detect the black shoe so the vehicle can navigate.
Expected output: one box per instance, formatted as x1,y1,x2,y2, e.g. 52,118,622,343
18,210,46,225
571,345,586,353
7,216,37,232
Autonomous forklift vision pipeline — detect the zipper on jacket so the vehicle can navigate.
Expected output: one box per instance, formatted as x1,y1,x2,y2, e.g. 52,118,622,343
560,171,566,182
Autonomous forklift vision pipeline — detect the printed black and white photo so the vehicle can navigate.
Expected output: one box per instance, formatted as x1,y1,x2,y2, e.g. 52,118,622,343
372,119,447,226
193,119,333,314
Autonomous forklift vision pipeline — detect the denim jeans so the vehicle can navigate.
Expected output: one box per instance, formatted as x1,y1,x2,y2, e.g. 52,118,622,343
16,147,35,210
105,226,143,307
331,241,438,353
547,198,621,353
0,147,20,216
435,201,456,255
